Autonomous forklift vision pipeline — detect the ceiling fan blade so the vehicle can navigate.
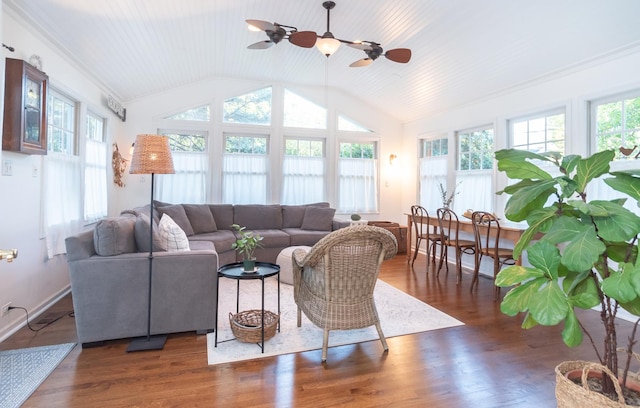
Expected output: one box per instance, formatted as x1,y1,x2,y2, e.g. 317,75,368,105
247,41,274,50
246,19,275,32
347,42,372,51
289,31,317,48
385,48,412,63
349,58,373,68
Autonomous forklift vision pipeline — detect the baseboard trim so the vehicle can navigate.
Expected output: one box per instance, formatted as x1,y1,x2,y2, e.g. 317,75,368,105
0,286,71,343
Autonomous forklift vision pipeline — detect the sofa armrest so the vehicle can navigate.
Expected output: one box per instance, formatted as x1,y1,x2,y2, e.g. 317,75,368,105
332,218,351,230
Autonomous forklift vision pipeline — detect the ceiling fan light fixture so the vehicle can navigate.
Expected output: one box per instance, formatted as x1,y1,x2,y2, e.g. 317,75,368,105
316,34,340,57
247,23,261,32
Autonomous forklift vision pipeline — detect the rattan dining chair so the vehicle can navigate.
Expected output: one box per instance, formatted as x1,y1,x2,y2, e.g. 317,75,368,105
291,225,398,363
436,207,476,284
410,205,443,270
470,211,516,301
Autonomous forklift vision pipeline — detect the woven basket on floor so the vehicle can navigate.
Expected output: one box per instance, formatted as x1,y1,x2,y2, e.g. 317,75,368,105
555,360,630,407
229,310,279,343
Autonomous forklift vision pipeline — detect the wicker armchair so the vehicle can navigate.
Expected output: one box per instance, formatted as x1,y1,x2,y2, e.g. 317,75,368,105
292,225,398,362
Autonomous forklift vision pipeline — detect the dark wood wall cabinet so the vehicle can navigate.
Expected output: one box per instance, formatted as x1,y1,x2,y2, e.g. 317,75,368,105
2,58,49,155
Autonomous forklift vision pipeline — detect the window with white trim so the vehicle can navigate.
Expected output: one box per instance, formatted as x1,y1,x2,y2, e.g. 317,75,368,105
44,89,82,258
84,111,107,221
282,137,325,204
222,134,269,204
510,110,565,154
338,141,378,213
223,87,271,125
455,126,494,213
418,137,448,210
283,89,326,129
156,130,209,204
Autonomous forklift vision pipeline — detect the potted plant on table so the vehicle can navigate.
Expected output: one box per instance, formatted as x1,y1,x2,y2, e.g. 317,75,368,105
494,148,640,406
231,224,264,272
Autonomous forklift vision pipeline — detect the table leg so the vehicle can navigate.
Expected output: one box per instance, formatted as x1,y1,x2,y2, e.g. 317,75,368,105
261,277,265,353
406,214,413,263
277,272,281,332
214,274,220,347
236,280,240,313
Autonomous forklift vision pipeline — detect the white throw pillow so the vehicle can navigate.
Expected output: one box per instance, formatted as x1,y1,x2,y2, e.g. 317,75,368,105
158,214,191,252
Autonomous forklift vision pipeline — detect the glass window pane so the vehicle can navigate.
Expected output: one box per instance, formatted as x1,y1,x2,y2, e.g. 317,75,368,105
283,89,326,129
166,105,210,121
338,114,371,132
223,87,272,125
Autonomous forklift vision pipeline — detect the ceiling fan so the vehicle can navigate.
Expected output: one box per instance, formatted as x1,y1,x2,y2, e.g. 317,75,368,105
246,1,412,67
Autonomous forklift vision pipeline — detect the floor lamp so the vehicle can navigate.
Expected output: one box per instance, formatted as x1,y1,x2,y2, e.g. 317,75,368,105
127,134,175,352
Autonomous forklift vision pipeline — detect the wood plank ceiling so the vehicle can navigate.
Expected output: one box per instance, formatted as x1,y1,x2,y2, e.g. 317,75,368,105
4,0,640,123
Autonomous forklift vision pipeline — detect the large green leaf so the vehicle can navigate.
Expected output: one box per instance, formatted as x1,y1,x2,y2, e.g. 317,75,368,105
498,158,553,181
627,262,640,299
607,241,638,264
591,201,640,242
560,154,581,175
504,179,558,221
495,148,553,164
521,312,539,329
496,265,544,287
620,297,640,316
527,241,560,279
542,216,587,245
561,309,583,347
500,278,545,315
574,150,614,193
512,207,557,258
606,172,640,205
529,281,570,325
562,226,606,272
602,269,637,303
565,271,600,308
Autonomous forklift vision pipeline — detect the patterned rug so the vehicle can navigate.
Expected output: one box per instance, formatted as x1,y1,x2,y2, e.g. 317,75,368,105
207,279,463,364
0,342,76,408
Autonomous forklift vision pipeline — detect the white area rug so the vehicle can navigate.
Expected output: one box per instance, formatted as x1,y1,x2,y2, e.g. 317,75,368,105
207,278,463,365
0,342,76,408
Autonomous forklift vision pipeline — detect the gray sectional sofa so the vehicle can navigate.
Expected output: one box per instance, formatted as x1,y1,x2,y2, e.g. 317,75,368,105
65,201,347,347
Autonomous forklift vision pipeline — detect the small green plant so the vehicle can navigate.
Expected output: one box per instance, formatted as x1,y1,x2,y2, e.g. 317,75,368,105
231,224,263,260
438,181,461,208
494,148,640,396
351,214,361,221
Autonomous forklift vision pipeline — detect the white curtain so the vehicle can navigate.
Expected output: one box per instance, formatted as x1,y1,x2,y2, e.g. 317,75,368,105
156,152,208,204
454,170,493,214
84,139,107,221
419,156,447,211
222,154,268,204
281,156,325,205
43,153,83,258
338,158,378,213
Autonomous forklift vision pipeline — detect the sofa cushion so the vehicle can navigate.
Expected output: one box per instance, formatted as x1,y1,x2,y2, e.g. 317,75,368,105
234,205,283,230
183,204,217,234
134,214,167,252
209,205,234,230
93,217,137,256
301,207,336,231
156,204,195,236
189,230,237,253
282,203,331,229
284,228,331,246
158,214,191,252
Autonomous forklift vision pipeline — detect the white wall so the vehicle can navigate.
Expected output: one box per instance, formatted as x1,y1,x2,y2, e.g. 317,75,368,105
0,9,121,341
115,77,406,223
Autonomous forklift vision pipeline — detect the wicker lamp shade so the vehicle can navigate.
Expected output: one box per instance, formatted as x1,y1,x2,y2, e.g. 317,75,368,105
129,134,175,175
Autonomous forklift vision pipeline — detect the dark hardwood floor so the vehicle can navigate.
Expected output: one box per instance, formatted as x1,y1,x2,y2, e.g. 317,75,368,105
1,254,629,407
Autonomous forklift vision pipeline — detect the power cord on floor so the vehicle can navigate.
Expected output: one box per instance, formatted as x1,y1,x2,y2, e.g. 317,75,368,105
7,306,74,332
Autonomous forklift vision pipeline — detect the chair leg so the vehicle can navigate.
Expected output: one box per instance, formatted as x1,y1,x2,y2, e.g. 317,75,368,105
374,322,389,352
322,329,330,362
297,307,302,327
437,245,449,276
493,258,501,302
455,247,462,285
411,237,422,266
470,254,482,293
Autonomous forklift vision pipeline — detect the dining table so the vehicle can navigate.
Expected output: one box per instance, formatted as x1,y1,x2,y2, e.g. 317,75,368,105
405,211,533,266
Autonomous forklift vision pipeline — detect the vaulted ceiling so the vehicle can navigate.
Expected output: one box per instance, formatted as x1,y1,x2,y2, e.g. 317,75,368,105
5,0,640,123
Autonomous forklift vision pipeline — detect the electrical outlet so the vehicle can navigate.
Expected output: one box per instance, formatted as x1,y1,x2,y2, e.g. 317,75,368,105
1,302,11,316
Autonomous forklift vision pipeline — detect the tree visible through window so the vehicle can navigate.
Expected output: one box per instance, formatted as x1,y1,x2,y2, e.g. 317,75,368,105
455,127,494,213
223,134,269,204
223,87,272,125
594,94,640,159
511,111,565,154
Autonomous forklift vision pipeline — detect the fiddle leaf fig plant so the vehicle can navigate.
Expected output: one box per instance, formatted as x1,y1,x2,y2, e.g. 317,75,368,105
494,148,640,394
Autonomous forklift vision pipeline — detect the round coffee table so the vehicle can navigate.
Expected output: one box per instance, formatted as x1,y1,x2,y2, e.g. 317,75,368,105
214,261,280,353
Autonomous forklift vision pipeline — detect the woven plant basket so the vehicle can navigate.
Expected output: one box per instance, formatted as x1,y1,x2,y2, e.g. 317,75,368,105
555,361,630,407
229,310,279,343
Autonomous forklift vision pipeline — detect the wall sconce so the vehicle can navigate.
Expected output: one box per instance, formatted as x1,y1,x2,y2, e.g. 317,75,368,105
389,154,397,165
